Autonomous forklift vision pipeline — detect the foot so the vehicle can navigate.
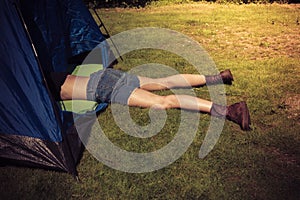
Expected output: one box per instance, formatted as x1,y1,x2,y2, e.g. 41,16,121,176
205,69,234,85
220,69,234,85
226,101,251,131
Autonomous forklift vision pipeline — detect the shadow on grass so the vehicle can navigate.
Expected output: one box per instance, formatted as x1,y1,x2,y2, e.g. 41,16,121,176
0,166,74,200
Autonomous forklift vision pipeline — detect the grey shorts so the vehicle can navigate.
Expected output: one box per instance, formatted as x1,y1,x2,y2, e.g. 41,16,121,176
86,68,140,105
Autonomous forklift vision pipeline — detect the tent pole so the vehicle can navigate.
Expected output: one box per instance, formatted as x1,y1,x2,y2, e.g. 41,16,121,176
91,6,124,61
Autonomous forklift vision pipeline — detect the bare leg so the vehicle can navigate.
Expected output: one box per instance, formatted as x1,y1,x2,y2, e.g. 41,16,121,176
138,74,206,91
127,88,251,131
128,88,212,112
139,69,235,90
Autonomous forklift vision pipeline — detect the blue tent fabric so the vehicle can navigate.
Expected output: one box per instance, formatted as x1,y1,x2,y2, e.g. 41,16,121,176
20,0,109,72
0,0,62,142
0,0,113,175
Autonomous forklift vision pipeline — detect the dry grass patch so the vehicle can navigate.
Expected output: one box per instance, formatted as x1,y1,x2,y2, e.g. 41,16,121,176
282,93,300,121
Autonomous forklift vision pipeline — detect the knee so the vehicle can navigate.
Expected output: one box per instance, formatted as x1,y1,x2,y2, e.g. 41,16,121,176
156,95,178,110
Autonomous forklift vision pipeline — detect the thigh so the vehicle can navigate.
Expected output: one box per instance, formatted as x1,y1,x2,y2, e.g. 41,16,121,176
127,88,165,109
138,74,205,91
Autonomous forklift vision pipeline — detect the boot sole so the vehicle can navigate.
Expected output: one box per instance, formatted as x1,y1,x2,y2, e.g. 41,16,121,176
241,101,251,131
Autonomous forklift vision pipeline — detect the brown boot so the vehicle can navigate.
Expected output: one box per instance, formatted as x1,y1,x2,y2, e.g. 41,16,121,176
205,69,234,85
210,101,251,131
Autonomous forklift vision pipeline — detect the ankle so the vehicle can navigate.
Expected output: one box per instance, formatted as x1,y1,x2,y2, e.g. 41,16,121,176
210,103,227,118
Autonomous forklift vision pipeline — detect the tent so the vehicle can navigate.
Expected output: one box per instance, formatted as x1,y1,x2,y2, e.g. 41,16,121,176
0,0,114,176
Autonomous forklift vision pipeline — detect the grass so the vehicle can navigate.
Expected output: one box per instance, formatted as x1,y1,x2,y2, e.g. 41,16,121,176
1,2,300,200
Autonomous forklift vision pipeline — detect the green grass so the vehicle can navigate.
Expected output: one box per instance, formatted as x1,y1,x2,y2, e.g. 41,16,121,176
1,2,300,200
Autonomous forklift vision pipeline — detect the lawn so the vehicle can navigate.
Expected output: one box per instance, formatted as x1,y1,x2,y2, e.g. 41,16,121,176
1,2,300,200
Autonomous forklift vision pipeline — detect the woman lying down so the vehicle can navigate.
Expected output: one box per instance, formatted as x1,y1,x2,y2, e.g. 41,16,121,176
46,68,251,131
